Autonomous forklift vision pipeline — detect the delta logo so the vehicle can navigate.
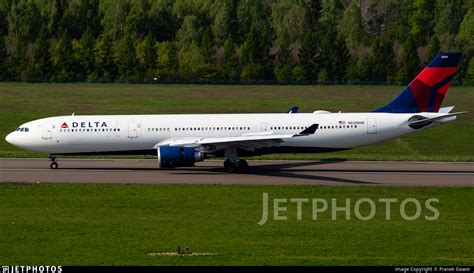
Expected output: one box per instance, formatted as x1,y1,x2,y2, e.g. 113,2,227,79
60,121,108,128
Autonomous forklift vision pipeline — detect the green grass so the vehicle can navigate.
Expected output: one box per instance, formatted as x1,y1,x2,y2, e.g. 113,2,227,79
0,184,472,265
0,83,473,161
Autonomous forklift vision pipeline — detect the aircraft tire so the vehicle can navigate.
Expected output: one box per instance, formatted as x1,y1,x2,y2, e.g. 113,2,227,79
224,159,235,173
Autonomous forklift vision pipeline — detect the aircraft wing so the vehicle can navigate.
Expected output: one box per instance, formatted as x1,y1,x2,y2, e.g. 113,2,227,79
155,124,318,152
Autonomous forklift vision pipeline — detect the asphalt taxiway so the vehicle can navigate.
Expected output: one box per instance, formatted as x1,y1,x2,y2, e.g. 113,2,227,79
1,158,473,186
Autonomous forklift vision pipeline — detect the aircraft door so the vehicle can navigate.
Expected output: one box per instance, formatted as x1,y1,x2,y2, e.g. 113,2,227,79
261,122,268,132
367,118,377,134
128,122,139,139
42,124,53,139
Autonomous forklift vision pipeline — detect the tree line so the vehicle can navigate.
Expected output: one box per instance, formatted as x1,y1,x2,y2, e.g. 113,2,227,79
0,0,473,84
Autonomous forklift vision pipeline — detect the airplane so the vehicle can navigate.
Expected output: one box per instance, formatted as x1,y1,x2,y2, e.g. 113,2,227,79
5,52,466,172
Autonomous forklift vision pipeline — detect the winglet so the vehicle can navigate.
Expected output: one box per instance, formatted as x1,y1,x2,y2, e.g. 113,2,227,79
288,106,299,114
295,124,319,136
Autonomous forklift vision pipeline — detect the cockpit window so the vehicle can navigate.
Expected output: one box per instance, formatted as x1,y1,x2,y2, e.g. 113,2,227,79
15,127,29,132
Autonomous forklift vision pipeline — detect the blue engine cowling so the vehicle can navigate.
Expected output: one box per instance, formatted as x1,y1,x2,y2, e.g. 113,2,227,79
157,146,203,168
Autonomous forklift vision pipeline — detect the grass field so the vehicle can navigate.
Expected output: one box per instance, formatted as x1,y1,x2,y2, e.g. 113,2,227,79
0,83,473,161
0,184,472,266
1,84,472,266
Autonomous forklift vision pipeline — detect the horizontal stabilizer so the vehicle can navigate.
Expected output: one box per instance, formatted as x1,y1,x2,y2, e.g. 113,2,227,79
438,106,454,113
409,112,466,127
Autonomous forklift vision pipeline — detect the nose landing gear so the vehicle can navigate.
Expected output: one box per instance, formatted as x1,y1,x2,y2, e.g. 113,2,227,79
49,155,58,169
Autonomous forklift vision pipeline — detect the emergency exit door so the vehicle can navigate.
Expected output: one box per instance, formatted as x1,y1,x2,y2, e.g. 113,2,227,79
42,124,53,139
128,122,139,138
367,118,377,134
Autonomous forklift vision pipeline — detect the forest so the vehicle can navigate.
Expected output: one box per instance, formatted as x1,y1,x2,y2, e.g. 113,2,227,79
0,0,473,84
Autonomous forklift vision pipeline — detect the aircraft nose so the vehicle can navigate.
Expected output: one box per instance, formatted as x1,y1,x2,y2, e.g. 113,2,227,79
5,132,15,145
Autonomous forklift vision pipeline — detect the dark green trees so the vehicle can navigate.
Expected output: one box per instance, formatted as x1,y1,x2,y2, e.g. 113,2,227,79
116,33,138,82
94,34,115,82
0,0,472,83
398,35,420,83
32,29,52,81
78,27,96,81
53,31,75,82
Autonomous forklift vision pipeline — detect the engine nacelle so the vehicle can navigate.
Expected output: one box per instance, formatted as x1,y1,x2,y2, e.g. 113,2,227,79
157,146,203,168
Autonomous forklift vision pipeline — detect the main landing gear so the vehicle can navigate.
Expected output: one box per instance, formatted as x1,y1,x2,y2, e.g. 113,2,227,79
223,147,250,173
224,159,250,173
49,155,58,169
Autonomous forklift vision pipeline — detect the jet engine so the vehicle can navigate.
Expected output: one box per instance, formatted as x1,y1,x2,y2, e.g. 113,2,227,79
157,146,204,168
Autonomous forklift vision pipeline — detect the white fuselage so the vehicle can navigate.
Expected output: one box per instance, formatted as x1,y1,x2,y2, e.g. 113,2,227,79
5,112,452,155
